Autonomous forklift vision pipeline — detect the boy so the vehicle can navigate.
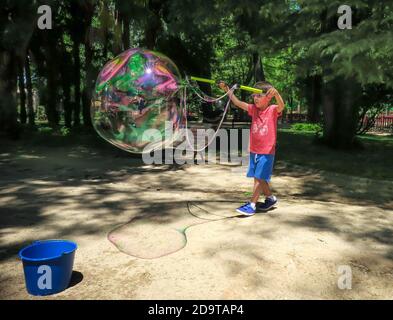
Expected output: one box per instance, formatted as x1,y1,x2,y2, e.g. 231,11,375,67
218,81,285,216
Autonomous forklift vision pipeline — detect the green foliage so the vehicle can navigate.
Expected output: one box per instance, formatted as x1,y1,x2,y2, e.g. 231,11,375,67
291,123,323,133
2,0,393,146
293,0,393,87
35,106,48,122
60,127,72,137
263,48,299,105
211,16,251,88
38,126,54,135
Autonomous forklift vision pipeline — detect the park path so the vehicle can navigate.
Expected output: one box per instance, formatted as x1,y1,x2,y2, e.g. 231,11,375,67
1,144,393,299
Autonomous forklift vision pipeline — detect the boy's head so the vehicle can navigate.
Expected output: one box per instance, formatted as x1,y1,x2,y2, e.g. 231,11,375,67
252,81,273,110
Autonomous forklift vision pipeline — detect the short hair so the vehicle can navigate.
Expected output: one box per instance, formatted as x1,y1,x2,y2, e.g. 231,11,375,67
254,81,273,92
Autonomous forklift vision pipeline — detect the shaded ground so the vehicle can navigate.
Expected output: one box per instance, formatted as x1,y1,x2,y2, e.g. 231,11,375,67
0,132,392,299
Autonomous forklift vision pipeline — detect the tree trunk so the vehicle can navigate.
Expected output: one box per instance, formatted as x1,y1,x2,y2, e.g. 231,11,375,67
73,40,81,126
287,95,294,124
307,75,322,123
82,33,94,127
122,15,131,50
144,24,160,49
322,80,336,145
59,42,72,128
25,54,35,126
253,52,265,83
81,1,96,128
337,80,360,148
59,49,72,128
43,41,60,127
46,66,59,127
322,78,360,149
143,0,163,49
18,59,27,124
0,51,19,136
62,77,72,128
245,52,266,85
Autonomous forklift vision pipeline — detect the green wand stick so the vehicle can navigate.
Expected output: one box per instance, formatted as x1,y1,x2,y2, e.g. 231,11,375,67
190,76,264,94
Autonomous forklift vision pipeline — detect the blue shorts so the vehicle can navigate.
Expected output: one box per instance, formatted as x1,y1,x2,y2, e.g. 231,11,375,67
247,153,275,182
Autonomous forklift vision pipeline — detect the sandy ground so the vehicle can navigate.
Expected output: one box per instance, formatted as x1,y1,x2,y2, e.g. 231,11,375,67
1,141,393,300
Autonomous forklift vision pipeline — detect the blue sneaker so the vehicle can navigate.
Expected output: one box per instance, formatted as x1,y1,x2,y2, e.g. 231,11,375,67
236,202,256,216
259,196,277,212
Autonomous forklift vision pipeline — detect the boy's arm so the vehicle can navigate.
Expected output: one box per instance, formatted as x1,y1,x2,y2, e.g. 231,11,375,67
218,82,249,112
267,88,285,113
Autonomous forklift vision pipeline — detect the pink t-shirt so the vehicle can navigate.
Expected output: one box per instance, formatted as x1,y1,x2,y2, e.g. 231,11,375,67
248,104,280,155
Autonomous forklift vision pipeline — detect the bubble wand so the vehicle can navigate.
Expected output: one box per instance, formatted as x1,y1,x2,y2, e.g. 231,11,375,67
189,76,265,94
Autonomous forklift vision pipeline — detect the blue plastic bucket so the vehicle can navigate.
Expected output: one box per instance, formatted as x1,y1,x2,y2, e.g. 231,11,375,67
18,240,77,296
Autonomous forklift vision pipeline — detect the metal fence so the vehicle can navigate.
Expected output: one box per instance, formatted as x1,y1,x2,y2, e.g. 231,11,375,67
216,111,393,133
282,114,393,133
371,115,393,132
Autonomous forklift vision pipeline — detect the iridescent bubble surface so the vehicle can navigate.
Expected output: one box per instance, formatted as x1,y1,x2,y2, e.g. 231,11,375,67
92,48,185,153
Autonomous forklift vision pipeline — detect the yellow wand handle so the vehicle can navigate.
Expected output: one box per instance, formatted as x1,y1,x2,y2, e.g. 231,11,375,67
239,85,263,94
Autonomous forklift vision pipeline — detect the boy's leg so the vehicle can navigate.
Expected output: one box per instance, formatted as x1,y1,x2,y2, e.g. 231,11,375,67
237,154,259,216
251,178,272,203
258,180,277,211
260,180,272,198
236,178,260,215
245,155,277,213
251,178,263,204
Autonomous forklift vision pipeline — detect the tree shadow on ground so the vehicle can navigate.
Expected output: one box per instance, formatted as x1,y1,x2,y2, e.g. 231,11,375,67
0,138,198,261
274,161,393,210
1,136,392,265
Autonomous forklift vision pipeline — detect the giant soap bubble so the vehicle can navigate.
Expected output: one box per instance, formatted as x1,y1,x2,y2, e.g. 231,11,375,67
92,48,185,154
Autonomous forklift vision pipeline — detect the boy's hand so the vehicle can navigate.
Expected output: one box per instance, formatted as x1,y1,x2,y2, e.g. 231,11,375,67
267,87,279,98
217,81,248,112
218,81,229,93
267,87,286,113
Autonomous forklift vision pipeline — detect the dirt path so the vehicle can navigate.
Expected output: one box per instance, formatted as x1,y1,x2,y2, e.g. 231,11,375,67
1,142,392,299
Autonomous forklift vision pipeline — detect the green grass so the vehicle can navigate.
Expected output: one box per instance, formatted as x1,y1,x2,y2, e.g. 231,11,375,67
359,134,393,145
277,129,393,180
